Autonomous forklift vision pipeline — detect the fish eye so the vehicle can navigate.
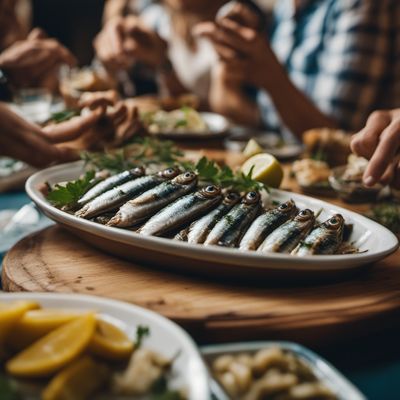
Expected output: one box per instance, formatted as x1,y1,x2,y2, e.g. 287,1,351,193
184,172,193,178
330,217,338,224
247,191,256,199
279,203,288,210
300,209,311,216
205,185,216,192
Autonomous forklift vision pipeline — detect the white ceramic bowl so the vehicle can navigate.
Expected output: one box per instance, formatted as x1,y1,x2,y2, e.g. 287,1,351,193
0,292,210,400
26,161,399,280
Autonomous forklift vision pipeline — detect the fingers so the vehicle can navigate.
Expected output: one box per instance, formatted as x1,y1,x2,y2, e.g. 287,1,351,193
42,108,105,143
28,27,48,40
362,118,400,186
351,110,391,158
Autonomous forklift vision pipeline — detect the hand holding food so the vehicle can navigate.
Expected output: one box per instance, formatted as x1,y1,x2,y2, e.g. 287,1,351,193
351,108,400,189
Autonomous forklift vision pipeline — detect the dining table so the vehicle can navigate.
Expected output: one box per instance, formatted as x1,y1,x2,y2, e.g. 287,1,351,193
1,146,400,400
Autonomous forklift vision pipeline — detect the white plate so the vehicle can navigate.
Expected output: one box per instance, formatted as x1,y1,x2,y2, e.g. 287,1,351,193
202,341,366,400
0,292,209,400
149,112,230,140
26,161,399,280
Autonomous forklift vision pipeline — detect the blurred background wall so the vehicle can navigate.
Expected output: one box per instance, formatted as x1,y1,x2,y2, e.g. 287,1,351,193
32,0,105,65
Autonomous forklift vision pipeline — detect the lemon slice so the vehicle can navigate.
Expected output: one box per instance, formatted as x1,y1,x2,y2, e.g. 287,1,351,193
241,153,284,188
89,317,134,360
6,314,96,377
0,301,40,349
7,309,87,351
42,356,109,400
243,139,264,159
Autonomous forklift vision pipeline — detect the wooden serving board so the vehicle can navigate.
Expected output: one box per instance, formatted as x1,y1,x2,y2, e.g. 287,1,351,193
3,225,400,345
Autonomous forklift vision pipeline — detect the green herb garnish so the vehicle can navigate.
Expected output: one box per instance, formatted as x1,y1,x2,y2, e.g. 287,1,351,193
46,170,95,208
366,203,400,234
47,109,79,124
135,325,150,348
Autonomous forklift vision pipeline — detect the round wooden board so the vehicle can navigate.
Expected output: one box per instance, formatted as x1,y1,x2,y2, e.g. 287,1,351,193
3,225,400,345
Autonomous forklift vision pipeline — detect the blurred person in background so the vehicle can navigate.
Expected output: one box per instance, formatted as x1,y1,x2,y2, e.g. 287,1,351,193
196,0,400,140
351,108,400,189
94,0,264,103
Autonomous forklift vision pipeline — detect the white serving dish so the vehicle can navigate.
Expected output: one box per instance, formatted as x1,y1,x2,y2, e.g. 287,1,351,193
149,112,230,140
26,161,398,280
0,292,209,400
202,341,366,400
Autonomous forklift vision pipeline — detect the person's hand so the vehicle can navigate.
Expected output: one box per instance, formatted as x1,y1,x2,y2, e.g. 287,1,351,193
351,109,400,189
0,28,76,89
94,16,168,72
0,103,104,167
194,16,278,88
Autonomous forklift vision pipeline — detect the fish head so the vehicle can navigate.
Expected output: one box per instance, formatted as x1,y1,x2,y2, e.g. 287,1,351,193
242,191,261,205
323,214,345,236
174,171,198,187
294,209,315,227
223,191,241,206
277,199,298,216
129,166,145,177
158,166,181,180
199,185,222,199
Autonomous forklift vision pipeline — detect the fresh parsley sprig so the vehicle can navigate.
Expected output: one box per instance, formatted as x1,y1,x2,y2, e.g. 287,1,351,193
46,171,96,208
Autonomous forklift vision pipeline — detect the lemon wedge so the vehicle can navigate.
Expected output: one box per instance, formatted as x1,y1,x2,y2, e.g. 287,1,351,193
89,317,134,360
7,309,87,351
241,153,284,188
6,314,96,377
0,301,40,356
42,356,109,400
243,139,264,159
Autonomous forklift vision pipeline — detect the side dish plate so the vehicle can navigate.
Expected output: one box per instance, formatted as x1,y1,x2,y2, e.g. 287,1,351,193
0,292,209,400
26,162,398,280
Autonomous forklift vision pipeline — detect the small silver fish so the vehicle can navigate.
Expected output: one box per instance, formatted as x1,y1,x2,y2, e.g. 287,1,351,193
258,209,315,253
107,171,198,228
77,167,145,206
138,185,222,236
183,191,241,244
239,200,298,251
75,167,180,219
293,214,345,255
204,191,261,247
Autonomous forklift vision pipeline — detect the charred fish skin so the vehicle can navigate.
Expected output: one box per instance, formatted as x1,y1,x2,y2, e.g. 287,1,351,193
239,199,298,251
75,167,180,219
293,214,345,256
185,191,241,244
258,209,315,254
77,167,145,206
138,185,222,236
107,171,198,228
204,191,262,248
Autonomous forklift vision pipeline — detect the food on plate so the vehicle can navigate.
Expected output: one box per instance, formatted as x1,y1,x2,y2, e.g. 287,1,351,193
242,138,264,159
292,214,345,255
303,128,351,167
241,153,284,188
75,167,179,219
107,171,198,228
46,162,360,256
138,185,222,236
0,301,184,400
204,191,262,247
291,159,332,194
258,209,316,254
329,155,385,203
141,107,208,135
211,346,337,400
239,200,298,251
176,191,241,244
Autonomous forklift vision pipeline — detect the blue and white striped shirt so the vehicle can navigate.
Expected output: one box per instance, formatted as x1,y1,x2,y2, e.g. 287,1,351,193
258,0,400,138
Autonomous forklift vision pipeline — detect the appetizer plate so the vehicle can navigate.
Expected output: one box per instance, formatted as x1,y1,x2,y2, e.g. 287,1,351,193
26,162,399,280
150,112,230,140
0,292,210,400
201,341,366,400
